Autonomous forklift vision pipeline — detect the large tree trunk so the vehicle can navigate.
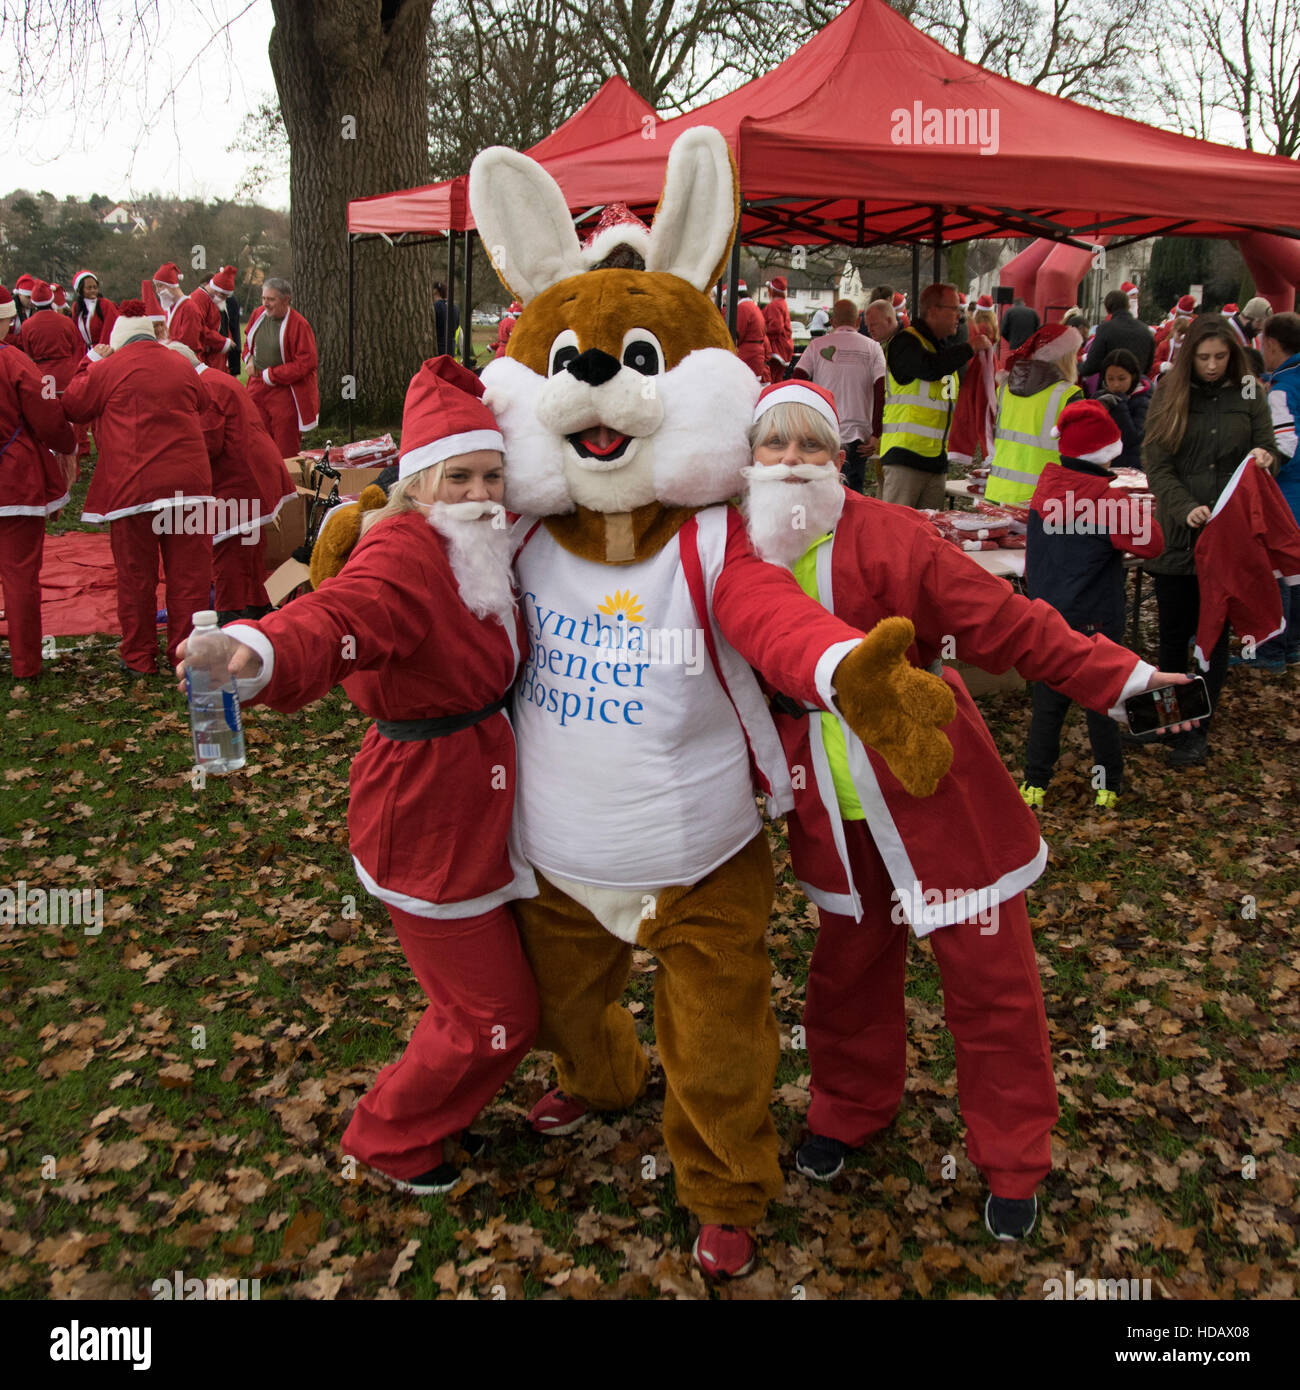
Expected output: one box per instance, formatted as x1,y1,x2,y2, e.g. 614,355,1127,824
269,0,436,425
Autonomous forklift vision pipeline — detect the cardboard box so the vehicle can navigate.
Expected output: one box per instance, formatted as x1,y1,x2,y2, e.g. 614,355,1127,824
952,660,1025,696
265,558,312,607
262,490,308,575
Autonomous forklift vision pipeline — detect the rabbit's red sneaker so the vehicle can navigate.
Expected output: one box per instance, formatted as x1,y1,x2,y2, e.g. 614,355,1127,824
692,1225,756,1278
527,1087,590,1136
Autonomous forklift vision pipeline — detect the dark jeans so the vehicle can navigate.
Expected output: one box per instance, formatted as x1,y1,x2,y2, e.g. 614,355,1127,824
1257,578,1298,663
1151,571,1229,728
842,439,868,495
1024,615,1124,792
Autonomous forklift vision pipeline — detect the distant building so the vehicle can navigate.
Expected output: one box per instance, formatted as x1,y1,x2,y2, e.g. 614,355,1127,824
101,204,151,235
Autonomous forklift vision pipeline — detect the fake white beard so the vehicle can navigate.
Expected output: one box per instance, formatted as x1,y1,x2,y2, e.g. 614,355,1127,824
740,462,846,569
425,501,516,626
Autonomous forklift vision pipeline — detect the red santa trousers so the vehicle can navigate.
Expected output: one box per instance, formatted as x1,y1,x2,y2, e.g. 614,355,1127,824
342,901,538,1180
804,820,1057,1200
213,533,270,613
108,512,213,671
0,516,46,679
246,378,302,460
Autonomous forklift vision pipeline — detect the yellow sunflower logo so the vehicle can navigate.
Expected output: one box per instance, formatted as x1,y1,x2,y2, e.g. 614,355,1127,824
597,589,645,623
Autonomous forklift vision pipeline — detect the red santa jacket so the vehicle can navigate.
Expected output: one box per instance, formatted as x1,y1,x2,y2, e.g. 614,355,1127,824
736,299,770,383
61,339,213,522
0,340,75,517
190,285,235,370
763,492,1152,933
1193,457,1300,667
13,309,84,394
194,365,297,543
493,314,517,359
74,298,119,352
243,307,320,432
948,344,998,467
164,294,205,357
762,295,794,369
226,511,534,914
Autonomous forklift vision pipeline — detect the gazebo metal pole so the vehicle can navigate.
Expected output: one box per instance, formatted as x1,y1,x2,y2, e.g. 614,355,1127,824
727,216,741,340
932,207,942,282
446,230,457,357
910,244,920,317
347,235,355,443
462,230,474,368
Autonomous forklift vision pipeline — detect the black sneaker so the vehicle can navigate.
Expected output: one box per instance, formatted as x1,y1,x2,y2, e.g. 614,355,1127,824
457,1130,487,1159
794,1133,849,1181
388,1162,461,1196
1166,729,1208,767
984,1192,1038,1241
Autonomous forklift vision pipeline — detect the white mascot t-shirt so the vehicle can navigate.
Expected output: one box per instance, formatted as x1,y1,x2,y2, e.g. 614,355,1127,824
514,525,760,890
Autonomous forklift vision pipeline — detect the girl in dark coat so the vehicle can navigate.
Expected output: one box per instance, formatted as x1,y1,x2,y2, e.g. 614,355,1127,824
1091,348,1151,471
1142,317,1277,767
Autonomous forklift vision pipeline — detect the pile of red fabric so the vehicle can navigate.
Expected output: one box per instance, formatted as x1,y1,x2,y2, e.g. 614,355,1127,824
918,501,1028,552
300,434,399,469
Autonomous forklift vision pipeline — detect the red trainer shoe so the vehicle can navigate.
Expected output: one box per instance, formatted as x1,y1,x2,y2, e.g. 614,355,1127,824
692,1224,756,1279
527,1087,589,1136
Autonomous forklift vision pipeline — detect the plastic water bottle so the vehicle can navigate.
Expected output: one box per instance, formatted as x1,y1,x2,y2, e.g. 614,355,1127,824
185,611,246,774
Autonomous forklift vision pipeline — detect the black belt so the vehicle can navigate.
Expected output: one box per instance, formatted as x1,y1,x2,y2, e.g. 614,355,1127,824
374,697,507,741
769,691,814,720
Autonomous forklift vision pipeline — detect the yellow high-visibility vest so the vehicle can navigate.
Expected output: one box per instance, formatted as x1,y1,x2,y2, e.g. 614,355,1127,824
986,379,1078,505
880,327,957,464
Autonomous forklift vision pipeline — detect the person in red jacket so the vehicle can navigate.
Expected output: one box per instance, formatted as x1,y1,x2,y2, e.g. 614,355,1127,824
0,339,77,678
190,265,239,371
0,287,18,343
741,379,1198,1241
13,280,84,397
166,342,296,623
176,358,539,1194
492,301,521,359
71,271,119,353
243,277,320,459
762,275,794,379
149,261,204,357
61,300,215,674
734,281,770,383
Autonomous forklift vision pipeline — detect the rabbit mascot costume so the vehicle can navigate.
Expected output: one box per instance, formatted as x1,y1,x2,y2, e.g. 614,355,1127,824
467,127,954,1278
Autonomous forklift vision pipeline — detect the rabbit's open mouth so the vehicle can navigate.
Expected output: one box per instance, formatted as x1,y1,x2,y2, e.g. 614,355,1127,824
568,425,634,466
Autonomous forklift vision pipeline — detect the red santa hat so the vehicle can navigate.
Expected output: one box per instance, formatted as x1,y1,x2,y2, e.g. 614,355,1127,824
72,269,97,293
1008,320,1083,367
753,378,839,433
30,279,53,308
211,264,237,294
1051,399,1123,465
51,284,67,309
768,276,788,295
398,355,505,481
1177,293,1198,313
508,300,522,315
14,274,35,297
581,202,651,268
892,292,907,310
139,279,167,323
0,286,15,323
1222,302,1239,315
1121,281,1137,294
109,298,156,349
976,293,994,309
152,262,183,288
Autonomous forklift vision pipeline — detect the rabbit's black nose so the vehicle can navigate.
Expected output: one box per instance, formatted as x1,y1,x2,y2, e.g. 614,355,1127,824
566,348,622,387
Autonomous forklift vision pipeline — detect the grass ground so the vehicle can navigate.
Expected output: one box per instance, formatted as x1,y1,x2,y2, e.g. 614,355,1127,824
0,463,1296,1301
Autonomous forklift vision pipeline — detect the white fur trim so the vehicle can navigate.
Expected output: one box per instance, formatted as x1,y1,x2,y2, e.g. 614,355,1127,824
220,622,274,700
756,383,839,432
1109,659,1158,720
652,348,760,505
644,127,736,293
580,223,652,270
481,356,574,516
399,429,505,479
109,316,155,350
1079,439,1123,464
468,147,586,303
1033,326,1082,361
353,852,538,919
816,638,861,711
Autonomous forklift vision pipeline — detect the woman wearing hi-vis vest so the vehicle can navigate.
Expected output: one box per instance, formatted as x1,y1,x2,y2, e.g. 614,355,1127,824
985,323,1085,506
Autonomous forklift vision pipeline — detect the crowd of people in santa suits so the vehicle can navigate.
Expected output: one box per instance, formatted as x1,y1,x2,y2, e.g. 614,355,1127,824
0,261,312,679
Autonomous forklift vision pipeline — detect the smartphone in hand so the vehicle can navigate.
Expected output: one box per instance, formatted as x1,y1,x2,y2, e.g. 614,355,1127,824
1124,676,1211,735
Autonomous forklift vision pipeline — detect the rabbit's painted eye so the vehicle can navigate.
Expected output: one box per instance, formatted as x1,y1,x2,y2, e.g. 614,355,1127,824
621,329,663,376
548,329,580,376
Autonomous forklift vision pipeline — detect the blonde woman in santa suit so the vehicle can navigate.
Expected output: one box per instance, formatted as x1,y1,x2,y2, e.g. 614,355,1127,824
175,357,539,1193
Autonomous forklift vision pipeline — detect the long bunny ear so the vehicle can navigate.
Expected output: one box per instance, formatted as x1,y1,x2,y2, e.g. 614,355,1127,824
644,127,738,293
469,147,586,304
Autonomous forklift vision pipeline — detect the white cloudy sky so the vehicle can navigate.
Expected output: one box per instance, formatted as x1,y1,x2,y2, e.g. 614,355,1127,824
3,1,287,208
